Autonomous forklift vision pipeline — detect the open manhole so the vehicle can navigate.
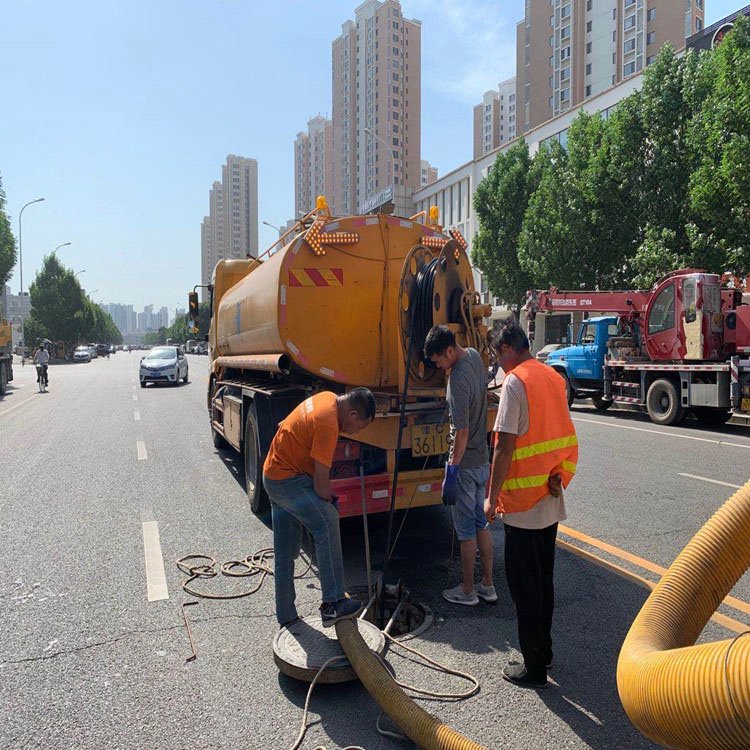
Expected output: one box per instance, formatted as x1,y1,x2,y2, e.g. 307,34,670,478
352,581,433,640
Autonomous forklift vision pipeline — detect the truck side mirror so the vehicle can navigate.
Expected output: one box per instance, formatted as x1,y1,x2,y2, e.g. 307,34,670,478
188,292,199,320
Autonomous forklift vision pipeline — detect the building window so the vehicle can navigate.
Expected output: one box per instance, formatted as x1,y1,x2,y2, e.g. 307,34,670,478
647,8,656,21
549,35,554,47
586,62,592,74
549,75,553,87
561,4,571,19
561,25,571,39
612,52,616,64
549,96,553,108
647,31,655,44
586,20,592,32
624,61,636,75
585,84,591,97
549,55,554,66
586,0,592,10
586,41,592,53
624,14,636,30
560,88,569,102
696,17,703,31
561,46,571,59
561,67,570,81
647,54,655,65
624,37,636,52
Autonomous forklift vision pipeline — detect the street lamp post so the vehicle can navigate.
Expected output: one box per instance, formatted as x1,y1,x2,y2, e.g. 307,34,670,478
364,127,393,199
54,242,71,254
18,197,45,351
75,270,86,277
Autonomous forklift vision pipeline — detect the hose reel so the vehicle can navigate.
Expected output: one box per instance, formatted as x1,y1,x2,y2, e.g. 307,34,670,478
398,240,486,383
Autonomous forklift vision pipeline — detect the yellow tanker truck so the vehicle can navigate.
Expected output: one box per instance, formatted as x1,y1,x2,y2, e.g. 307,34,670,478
193,197,495,516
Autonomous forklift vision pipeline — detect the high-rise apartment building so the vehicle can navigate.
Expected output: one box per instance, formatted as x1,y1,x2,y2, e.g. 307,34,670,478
332,0,421,215
420,159,437,187
516,0,704,133
294,115,333,217
200,155,258,290
473,76,517,159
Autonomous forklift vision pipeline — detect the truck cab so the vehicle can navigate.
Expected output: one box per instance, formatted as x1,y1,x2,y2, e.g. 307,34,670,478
545,316,619,405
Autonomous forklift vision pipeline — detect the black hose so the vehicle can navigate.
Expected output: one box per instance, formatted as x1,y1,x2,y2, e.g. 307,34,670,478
409,257,442,379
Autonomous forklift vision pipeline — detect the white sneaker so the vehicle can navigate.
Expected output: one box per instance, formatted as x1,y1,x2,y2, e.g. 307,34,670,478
442,585,479,606
477,583,498,603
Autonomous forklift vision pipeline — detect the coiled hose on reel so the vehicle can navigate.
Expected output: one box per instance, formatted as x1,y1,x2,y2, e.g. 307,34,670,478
617,478,750,750
409,256,441,378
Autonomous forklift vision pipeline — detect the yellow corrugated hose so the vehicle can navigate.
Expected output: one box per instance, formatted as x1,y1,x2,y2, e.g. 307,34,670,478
617,479,750,750
335,618,489,750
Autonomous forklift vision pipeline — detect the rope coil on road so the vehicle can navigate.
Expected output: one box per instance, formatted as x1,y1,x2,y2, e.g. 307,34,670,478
176,547,313,600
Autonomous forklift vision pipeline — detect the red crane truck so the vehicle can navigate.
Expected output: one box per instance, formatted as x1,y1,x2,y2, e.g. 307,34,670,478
524,269,750,426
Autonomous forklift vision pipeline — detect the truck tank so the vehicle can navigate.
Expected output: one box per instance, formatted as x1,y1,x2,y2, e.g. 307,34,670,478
214,210,488,389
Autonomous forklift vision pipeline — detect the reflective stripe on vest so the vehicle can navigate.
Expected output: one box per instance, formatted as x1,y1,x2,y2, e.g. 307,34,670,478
497,359,578,515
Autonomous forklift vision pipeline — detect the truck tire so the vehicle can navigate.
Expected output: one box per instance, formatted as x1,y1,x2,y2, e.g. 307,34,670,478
591,395,612,411
0,363,7,396
692,407,731,427
244,403,270,515
646,379,685,426
557,371,574,408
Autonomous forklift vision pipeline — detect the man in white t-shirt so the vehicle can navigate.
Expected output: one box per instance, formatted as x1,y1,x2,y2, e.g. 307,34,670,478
485,319,577,690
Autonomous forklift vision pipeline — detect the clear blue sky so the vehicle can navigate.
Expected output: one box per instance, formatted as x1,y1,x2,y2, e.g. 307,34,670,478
1,0,739,310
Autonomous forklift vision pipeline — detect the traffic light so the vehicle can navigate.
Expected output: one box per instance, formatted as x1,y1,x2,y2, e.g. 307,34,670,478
188,292,199,320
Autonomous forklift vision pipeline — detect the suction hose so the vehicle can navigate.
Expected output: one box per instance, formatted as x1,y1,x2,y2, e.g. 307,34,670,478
335,618,488,750
617,479,750,750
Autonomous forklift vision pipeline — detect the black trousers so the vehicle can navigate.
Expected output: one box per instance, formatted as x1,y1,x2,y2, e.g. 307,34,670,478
503,522,558,681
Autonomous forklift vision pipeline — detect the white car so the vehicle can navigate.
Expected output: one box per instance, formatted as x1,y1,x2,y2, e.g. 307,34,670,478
139,346,189,387
73,346,92,363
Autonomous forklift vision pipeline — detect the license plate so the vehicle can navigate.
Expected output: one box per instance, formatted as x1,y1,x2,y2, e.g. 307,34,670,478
411,424,450,457
742,398,750,412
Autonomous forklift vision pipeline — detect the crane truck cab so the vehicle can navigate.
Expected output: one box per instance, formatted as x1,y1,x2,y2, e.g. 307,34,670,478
545,316,619,410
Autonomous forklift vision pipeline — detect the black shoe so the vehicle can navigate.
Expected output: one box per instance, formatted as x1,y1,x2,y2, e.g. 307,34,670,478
502,663,548,690
320,597,364,628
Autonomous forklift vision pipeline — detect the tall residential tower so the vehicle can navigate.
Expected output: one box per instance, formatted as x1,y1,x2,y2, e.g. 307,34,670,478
331,0,421,215
516,0,705,134
473,77,517,159
294,115,334,217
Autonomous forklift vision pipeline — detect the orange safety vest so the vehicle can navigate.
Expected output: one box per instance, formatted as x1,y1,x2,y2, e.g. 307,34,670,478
496,359,578,515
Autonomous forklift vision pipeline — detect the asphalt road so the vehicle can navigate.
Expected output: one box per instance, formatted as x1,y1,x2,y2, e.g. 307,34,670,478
1,353,748,750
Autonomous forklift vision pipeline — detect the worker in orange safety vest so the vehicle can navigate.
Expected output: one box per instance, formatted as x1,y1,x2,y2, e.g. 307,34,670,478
484,318,578,690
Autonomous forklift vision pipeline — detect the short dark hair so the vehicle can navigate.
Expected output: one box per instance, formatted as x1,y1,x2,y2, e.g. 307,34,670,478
344,387,377,420
423,325,456,358
493,319,529,353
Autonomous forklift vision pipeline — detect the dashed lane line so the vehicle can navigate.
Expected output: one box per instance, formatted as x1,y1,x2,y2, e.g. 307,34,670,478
136,441,147,460
134,410,141,421
142,521,169,602
0,394,39,417
133,395,138,401
677,473,743,490
572,416,750,450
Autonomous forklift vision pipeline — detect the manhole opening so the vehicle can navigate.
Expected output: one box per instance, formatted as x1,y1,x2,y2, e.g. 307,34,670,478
349,584,431,638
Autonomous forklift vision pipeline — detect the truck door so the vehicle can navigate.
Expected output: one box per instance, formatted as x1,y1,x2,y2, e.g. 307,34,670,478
566,321,597,383
645,281,679,360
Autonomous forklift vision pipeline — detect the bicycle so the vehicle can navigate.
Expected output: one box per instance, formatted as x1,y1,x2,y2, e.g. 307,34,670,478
35,364,48,393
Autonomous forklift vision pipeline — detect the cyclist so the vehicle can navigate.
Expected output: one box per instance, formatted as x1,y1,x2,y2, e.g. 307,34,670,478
33,344,50,390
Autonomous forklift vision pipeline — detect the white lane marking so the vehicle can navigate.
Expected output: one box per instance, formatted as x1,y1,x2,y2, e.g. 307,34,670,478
572,417,750,450
136,441,147,460
0,394,38,416
134,410,141,421
132,395,137,401
677,473,743,490
142,521,169,601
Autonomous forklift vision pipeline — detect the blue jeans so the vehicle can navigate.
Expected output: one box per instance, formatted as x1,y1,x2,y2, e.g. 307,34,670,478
262,473,346,625
451,464,490,541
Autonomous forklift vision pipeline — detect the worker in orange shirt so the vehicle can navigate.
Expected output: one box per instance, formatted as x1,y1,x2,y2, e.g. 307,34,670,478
263,388,376,628
485,319,577,689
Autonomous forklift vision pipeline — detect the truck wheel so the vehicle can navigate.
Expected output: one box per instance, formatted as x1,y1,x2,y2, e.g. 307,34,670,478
244,404,270,515
692,407,731,427
0,364,7,396
558,371,574,407
591,395,612,411
646,379,685,426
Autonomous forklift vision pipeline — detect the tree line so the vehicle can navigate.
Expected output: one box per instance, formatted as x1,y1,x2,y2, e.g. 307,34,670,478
472,18,750,314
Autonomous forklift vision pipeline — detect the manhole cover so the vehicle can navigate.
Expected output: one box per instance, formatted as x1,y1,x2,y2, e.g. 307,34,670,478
273,616,386,683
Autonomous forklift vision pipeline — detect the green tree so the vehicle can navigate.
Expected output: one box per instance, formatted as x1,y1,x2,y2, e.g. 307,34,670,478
0,175,17,290
27,254,87,348
689,16,750,275
472,141,541,314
